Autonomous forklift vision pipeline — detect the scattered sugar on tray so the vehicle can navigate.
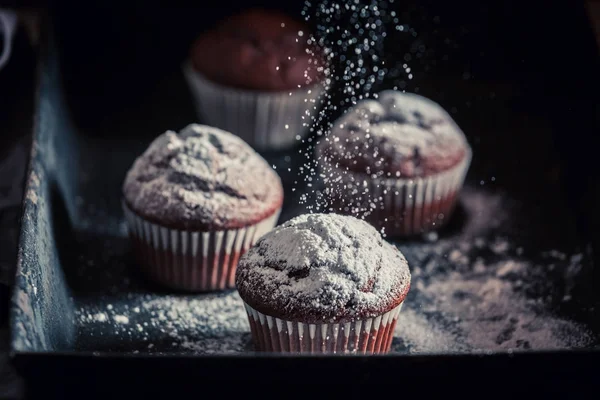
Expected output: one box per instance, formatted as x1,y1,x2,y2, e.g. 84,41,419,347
424,231,438,242
448,249,469,265
474,237,486,248
393,306,467,353
543,249,567,261
138,291,250,354
472,257,487,273
79,312,108,323
92,312,107,322
114,315,129,324
412,269,594,351
490,237,509,254
391,188,596,352
73,184,595,354
495,260,527,278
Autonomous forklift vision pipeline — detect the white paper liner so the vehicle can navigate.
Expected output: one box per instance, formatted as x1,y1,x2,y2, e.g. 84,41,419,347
182,61,326,151
243,302,404,354
320,150,472,236
122,204,280,292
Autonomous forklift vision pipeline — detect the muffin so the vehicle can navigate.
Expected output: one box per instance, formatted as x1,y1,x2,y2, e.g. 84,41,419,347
316,90,472,237
235,213,411,354
183,8,328,151
122,124,283,292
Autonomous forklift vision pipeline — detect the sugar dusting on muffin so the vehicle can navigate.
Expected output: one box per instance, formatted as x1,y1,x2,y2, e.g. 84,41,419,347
236,213,411,323
122,124,283,230
317,91,470,179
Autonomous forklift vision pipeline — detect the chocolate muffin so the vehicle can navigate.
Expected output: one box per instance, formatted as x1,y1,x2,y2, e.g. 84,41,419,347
316,90,472,237
235,213,411,354
122,124,283,292
182,8,328,151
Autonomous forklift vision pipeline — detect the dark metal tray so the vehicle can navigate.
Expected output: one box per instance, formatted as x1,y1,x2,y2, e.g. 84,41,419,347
9,3,600,397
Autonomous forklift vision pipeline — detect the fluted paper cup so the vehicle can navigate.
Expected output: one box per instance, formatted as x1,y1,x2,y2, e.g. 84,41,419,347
123,204,280,292
182,61,326,151
320,150,471,237
243,302,404,354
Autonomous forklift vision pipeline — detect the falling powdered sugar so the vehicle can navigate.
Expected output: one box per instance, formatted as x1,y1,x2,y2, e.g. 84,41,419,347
293,0,424,212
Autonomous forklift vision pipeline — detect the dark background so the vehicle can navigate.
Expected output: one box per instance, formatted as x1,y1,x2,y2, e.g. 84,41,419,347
49,0,599,106
47,0,599,109
48,0,600,257
48,0,598,155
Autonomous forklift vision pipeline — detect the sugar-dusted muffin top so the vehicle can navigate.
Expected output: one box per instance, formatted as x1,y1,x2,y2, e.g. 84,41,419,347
317,90,470,179
122,124,283,231
235,213,411,323
190,8,327,92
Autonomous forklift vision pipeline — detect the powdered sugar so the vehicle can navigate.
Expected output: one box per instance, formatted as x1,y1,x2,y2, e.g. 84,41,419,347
393,307,469,353
73,186,596,355
235,213,410,322
393,257,594,353
79,312,108,323
386,186,595,353
122,124,283,230
76,291,251,355
316,90,469,179
113,315,129,324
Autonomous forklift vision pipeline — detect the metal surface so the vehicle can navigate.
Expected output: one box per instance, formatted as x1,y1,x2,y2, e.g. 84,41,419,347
8,9,600,396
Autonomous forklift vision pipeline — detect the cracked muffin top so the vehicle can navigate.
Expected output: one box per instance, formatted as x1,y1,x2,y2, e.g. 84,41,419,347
122,124,283,230
316,90,470,179
235,213,411,323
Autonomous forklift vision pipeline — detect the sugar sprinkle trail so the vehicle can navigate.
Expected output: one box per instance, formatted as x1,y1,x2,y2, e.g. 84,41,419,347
294,0,416,216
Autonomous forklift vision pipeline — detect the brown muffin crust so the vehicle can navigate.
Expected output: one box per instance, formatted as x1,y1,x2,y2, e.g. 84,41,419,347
122,124,283,231
235,213,411,323
190,8,326,92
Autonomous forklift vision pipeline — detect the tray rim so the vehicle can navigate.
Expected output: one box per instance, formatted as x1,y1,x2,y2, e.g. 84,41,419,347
9,9,600,365
11,348,600,396
8,14,49,357
11,346,600,359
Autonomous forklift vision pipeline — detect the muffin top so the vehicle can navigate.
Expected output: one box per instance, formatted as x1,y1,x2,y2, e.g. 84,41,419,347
190,8,326,91
235,213,411,323
122,124,283,231
316,90,470,179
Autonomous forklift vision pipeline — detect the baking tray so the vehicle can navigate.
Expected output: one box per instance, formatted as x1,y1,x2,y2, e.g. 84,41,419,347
10,3,600,397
